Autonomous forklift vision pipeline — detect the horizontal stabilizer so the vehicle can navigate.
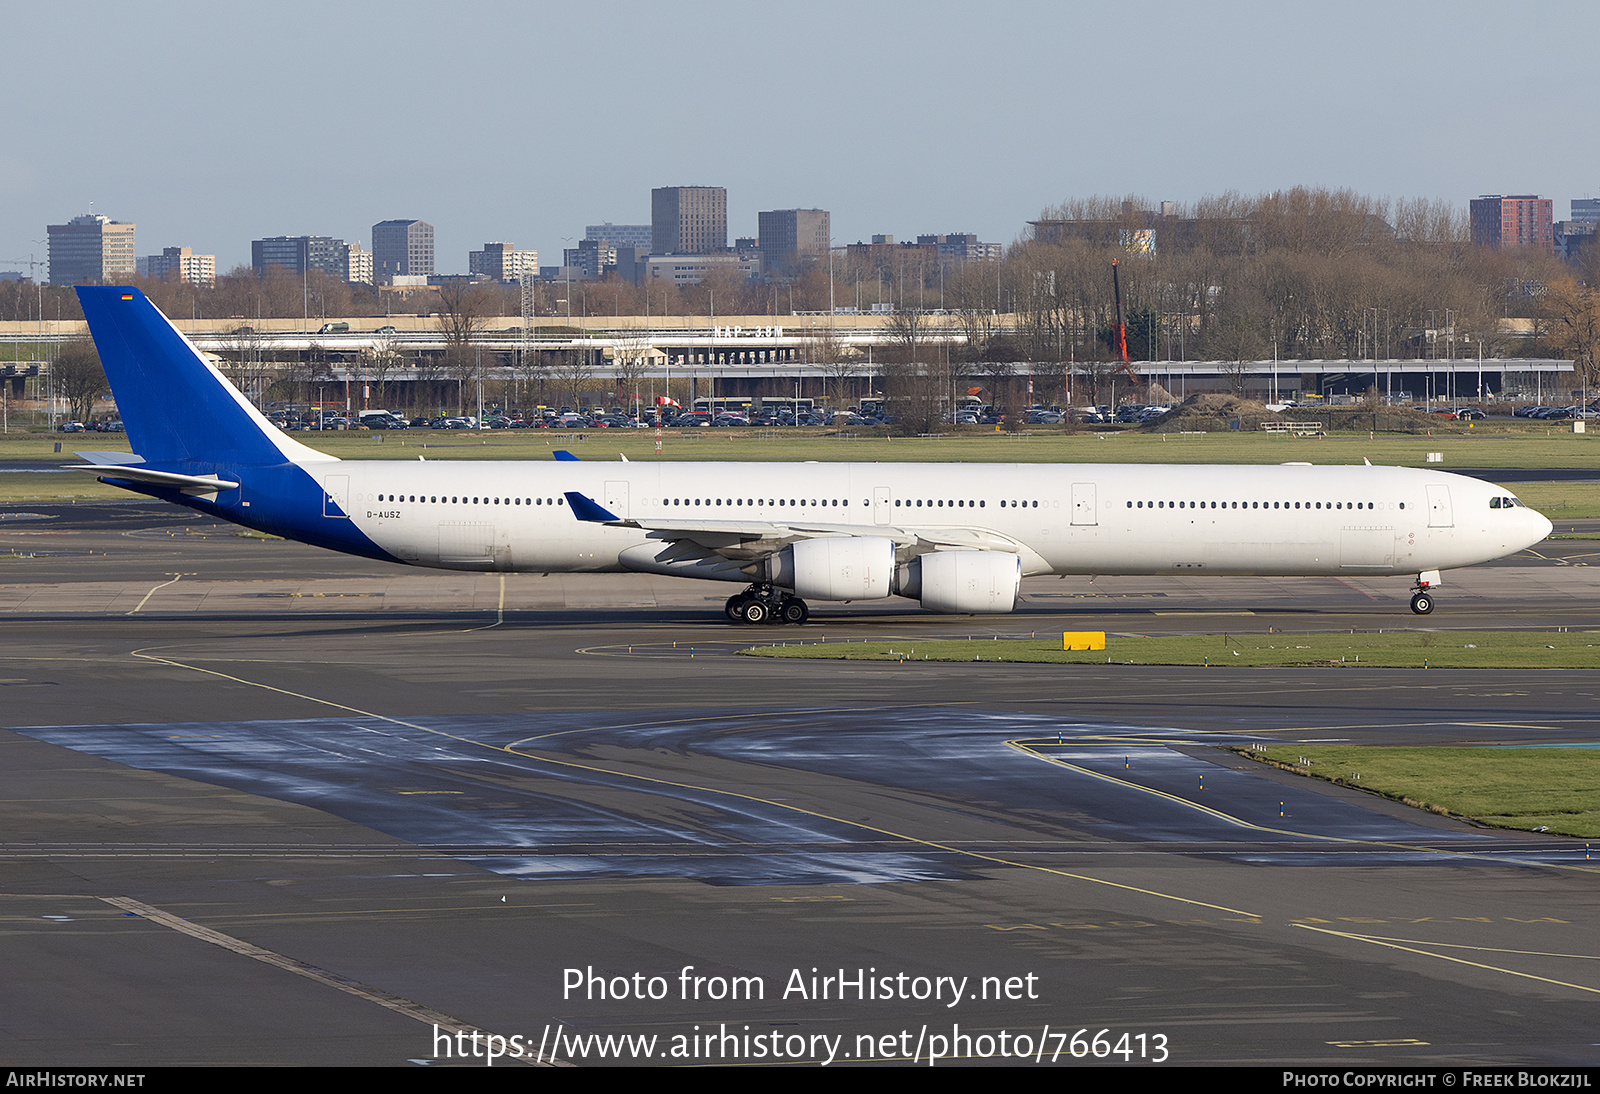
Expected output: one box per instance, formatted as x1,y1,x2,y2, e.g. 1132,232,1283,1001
66,463,237,495
553,450,580,461
72,451,146,467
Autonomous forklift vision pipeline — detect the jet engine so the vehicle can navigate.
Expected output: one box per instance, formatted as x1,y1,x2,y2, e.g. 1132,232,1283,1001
766,536,896,601
896,550,1021,613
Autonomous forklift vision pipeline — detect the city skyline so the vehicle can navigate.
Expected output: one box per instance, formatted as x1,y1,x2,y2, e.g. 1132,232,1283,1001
3,1,1596,276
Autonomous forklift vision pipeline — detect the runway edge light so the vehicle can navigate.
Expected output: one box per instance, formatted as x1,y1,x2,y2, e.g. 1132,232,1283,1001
1064,632,1106,651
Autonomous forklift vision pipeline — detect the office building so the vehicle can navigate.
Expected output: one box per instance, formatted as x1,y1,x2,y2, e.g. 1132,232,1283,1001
1470,195,1554,251
1556,221,1595,264
469,242,538,282
644,253,759,286
757,208,829,273
342,242,373,285
563,238,616,279
251,236,348,279
651,187,727,255
917,233,1003,261
48,213,136,285
1557,201,1597,264
142,246,216,286
845,237,939,274
373,219,434,281
585,223,651,252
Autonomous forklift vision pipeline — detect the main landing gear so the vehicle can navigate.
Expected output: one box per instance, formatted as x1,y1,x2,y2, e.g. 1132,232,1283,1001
725,584,809,625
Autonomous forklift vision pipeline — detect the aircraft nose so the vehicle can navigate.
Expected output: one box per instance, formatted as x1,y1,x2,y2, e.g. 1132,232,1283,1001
1528,509,1554,546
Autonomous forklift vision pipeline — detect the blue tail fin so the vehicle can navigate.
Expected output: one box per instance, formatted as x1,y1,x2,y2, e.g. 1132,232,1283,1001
76,287,327,469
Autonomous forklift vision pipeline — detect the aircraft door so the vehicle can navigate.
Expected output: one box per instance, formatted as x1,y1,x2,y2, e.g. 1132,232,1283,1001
1071,482,1097,526
603,480,630,519
873,486,891,525
1426,484,1453,528
322,475,349,518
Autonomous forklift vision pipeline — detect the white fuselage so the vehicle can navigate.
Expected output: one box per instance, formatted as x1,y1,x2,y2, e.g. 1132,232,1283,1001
299,459,1550,586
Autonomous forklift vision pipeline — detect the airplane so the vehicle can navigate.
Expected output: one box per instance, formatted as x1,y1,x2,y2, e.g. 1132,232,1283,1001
70,286,1552,624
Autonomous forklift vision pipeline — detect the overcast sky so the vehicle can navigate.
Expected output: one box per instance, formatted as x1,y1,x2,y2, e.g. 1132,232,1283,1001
3,0,1593,275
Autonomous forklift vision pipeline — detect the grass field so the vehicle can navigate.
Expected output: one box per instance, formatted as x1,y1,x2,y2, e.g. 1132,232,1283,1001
1240,745,1600,838
741,631,1600,669
5,418,1600,465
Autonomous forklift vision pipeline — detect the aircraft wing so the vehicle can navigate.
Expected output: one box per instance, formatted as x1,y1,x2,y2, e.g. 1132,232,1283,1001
564,491,1040,566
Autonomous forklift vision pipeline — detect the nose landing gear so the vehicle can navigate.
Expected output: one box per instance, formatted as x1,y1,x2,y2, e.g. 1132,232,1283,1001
1409,570,1441,615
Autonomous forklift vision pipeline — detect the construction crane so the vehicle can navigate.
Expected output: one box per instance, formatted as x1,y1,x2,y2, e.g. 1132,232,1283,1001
1111,259,1140,385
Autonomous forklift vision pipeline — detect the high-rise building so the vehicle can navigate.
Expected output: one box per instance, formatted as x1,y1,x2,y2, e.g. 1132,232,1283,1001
563,238,615,279
917,233,1003,261
1470,195,1554,251
1572,198,1600,228
469,242,538,282
651,187,727,255
251,236,348,279
585,223,652,252
342,242,373,285
47,213,136,285
757,208,830,273
372,220,434,281
143,246,216,287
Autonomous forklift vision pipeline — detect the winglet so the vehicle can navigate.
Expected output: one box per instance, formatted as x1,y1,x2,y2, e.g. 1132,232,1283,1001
564,492,620,522
553,449,580,461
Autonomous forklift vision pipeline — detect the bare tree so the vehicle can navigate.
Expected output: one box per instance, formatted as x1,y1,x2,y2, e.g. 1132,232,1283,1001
1540,278,1600,394
51,338,109,422
882,306,955,433
548,348,596,409
802,325,857,408
1073,358,1118,407
222,324,271,409
609,331,657,413
974,357,1015,414
437,282,492,413
1211,313,1263,396
1032,357,1069,409
361,330,403,412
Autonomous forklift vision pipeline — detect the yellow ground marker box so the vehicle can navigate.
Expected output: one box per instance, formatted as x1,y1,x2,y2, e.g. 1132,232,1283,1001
1063,631,1106,651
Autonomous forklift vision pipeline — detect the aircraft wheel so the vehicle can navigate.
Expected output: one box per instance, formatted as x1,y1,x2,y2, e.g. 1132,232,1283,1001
1410,591,1434,615
737,598,770,626
779,598,809,625
725,594,749,622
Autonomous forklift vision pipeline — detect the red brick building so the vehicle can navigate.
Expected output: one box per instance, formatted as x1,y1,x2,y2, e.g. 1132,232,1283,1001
1469,195,1554,251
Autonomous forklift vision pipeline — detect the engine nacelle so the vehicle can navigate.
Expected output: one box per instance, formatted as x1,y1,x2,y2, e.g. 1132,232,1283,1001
897,550,1021,613
768,536,895,601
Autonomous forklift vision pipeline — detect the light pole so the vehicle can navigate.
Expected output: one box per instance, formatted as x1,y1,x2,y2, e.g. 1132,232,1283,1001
561,238,573,324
